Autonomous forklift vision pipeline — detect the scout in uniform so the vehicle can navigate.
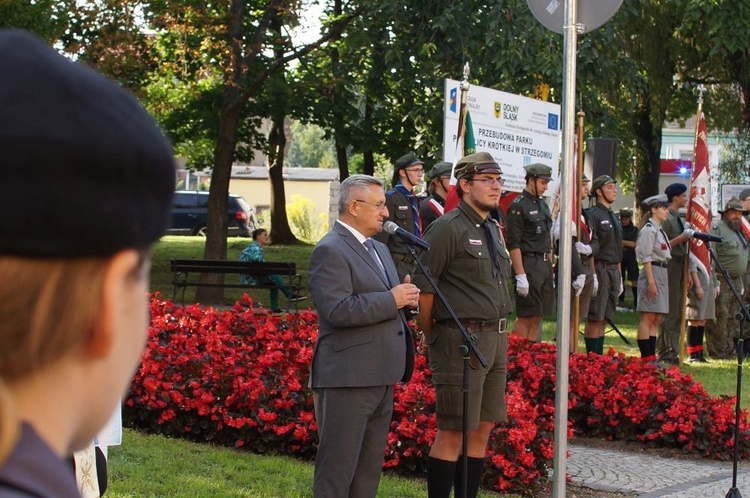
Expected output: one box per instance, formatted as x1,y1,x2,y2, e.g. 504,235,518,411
657,183,692,364
635,194,673,362
705,198,750,359
420,161,452,230
505,163,554,342
584,175,623,354
374,152,425,280
415,152,512,498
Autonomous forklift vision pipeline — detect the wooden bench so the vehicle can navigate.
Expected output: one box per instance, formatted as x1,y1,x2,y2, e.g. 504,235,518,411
170,259,303,310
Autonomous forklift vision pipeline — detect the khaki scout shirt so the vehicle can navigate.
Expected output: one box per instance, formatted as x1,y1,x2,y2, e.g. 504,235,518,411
587,202,623,264
636,218,671,264
413,200,512,322
505,189,552,254
712,220,750,279
662,208,686,259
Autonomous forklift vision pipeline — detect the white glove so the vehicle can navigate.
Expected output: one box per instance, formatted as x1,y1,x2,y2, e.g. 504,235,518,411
572,274,586,296
682,228,695,239
575,242,593,256
592,274,599,297
515,274,530,297
617,277,624,297
684,222,694,230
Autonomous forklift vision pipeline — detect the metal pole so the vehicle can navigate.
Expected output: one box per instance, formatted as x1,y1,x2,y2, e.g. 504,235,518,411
553,0,580,494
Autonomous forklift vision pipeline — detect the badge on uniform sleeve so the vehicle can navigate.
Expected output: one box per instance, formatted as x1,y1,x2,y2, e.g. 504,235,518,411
469,239,483,245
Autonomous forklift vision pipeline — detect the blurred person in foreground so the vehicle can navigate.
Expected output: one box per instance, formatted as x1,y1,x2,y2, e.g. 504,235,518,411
415,152,512,498
308,174,418,497
0,29,175,497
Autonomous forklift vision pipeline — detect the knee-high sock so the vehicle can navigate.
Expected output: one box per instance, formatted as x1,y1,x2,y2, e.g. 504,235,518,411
597,336,605,355
427,457,456,498
585,337,598,354
454,457,485,498
687,326,705,354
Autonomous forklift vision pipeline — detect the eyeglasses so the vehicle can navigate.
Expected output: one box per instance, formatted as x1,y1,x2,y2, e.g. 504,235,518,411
467,177,505,187
355,199,387,210
405,167,424,174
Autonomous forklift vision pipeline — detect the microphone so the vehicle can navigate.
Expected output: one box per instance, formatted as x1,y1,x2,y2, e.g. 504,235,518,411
383,221,430,251
692,231,724,243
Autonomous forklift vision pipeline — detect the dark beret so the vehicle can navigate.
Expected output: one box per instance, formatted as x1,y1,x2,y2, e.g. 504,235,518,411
739,188,750,201
395,152,424,170
664,183,687,201
0,29,175,258
454,152,503,180
524,163,552,179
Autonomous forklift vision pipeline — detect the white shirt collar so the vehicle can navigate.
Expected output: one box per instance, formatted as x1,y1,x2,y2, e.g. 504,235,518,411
336,219,368,245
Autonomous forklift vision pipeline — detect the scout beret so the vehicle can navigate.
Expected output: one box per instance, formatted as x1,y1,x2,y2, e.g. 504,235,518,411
454,152,503,180
664,183,687,201
524,163,553,180
395,152,424,170
0,29,176,258
427,161,453,180
642,194,669,208
619,207,633,217
591,175,616,192
739,188,750,201
719,197,750,214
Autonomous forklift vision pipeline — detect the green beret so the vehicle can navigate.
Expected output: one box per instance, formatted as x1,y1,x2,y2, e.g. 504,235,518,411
591,175,616,192
428,161,452,180
524,163,553,179
642,194,669,209
395,152,424,170
454,152,503,180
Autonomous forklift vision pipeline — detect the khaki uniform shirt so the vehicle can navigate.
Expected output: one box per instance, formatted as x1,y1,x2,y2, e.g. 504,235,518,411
636,218,672,264
505,189,552,254
712,220,750,279
587,203,623,264
414,200,512,322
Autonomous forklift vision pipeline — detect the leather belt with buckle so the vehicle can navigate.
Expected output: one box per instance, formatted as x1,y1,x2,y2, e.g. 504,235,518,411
526,252,551,261
442,318,507,333
649,261,668,268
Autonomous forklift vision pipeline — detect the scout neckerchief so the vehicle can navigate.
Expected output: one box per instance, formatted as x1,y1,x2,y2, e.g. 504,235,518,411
395,184,422,237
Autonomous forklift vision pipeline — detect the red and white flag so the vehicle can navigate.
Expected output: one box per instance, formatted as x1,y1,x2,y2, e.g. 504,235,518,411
686,112,712,275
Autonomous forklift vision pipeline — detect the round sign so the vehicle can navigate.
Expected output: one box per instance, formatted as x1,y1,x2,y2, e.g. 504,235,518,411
526,0,624,34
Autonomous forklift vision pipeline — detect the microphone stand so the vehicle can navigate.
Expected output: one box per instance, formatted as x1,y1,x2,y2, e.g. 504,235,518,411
402,241,488,498
707,243,748,498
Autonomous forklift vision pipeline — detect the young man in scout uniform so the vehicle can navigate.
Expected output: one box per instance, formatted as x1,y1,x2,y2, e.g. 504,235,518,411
420,161,452,230
584,175,623,354
374,152,425,280
505,163,554,342
415,152,512,498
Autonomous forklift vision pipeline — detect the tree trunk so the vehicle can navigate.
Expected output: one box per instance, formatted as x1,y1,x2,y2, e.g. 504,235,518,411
363,150,374,176
336,142,348,181
633,99,663,222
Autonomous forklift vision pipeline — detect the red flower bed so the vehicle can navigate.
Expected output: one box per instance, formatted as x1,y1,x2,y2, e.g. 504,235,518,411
125,296,750,495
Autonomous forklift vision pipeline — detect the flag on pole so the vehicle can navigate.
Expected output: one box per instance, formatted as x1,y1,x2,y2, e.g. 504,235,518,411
686,112,711,275
443,108,475,212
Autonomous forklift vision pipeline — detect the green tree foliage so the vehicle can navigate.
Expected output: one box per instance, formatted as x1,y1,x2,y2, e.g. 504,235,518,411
287,122,336,168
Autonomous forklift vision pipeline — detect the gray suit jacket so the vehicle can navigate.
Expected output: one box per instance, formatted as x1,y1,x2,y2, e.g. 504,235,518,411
309,222,413,388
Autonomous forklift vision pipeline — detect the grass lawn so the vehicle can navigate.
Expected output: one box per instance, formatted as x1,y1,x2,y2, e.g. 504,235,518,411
106,430,507,498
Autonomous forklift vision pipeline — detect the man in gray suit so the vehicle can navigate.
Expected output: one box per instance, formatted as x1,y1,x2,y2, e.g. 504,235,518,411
309,174,420,497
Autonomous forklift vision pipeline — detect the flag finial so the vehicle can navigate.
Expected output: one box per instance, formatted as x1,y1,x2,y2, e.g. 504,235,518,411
461,63,470,92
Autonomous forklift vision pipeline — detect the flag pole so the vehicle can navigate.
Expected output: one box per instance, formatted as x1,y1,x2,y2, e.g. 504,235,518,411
571,110,585,353
680,89,705,365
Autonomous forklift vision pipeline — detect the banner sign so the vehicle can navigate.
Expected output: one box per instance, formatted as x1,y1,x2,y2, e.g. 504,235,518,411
443,78,562,194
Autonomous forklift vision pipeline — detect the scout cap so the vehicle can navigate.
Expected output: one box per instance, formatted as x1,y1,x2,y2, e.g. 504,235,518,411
524,163,553,180
619,207,633,217
582,174,590,183
642,194,669,208
0,29,176,258
454,152,503,180
427,161,453,180
739,188,750,201
591,175,616,193
664,183,687,201
395,152,424,170
719,197,750,214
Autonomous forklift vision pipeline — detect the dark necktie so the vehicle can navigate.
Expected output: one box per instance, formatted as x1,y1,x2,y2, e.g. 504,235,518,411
364,239,389,283
484,221,501,277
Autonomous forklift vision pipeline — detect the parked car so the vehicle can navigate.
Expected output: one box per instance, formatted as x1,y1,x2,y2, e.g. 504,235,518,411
167,191,256,237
